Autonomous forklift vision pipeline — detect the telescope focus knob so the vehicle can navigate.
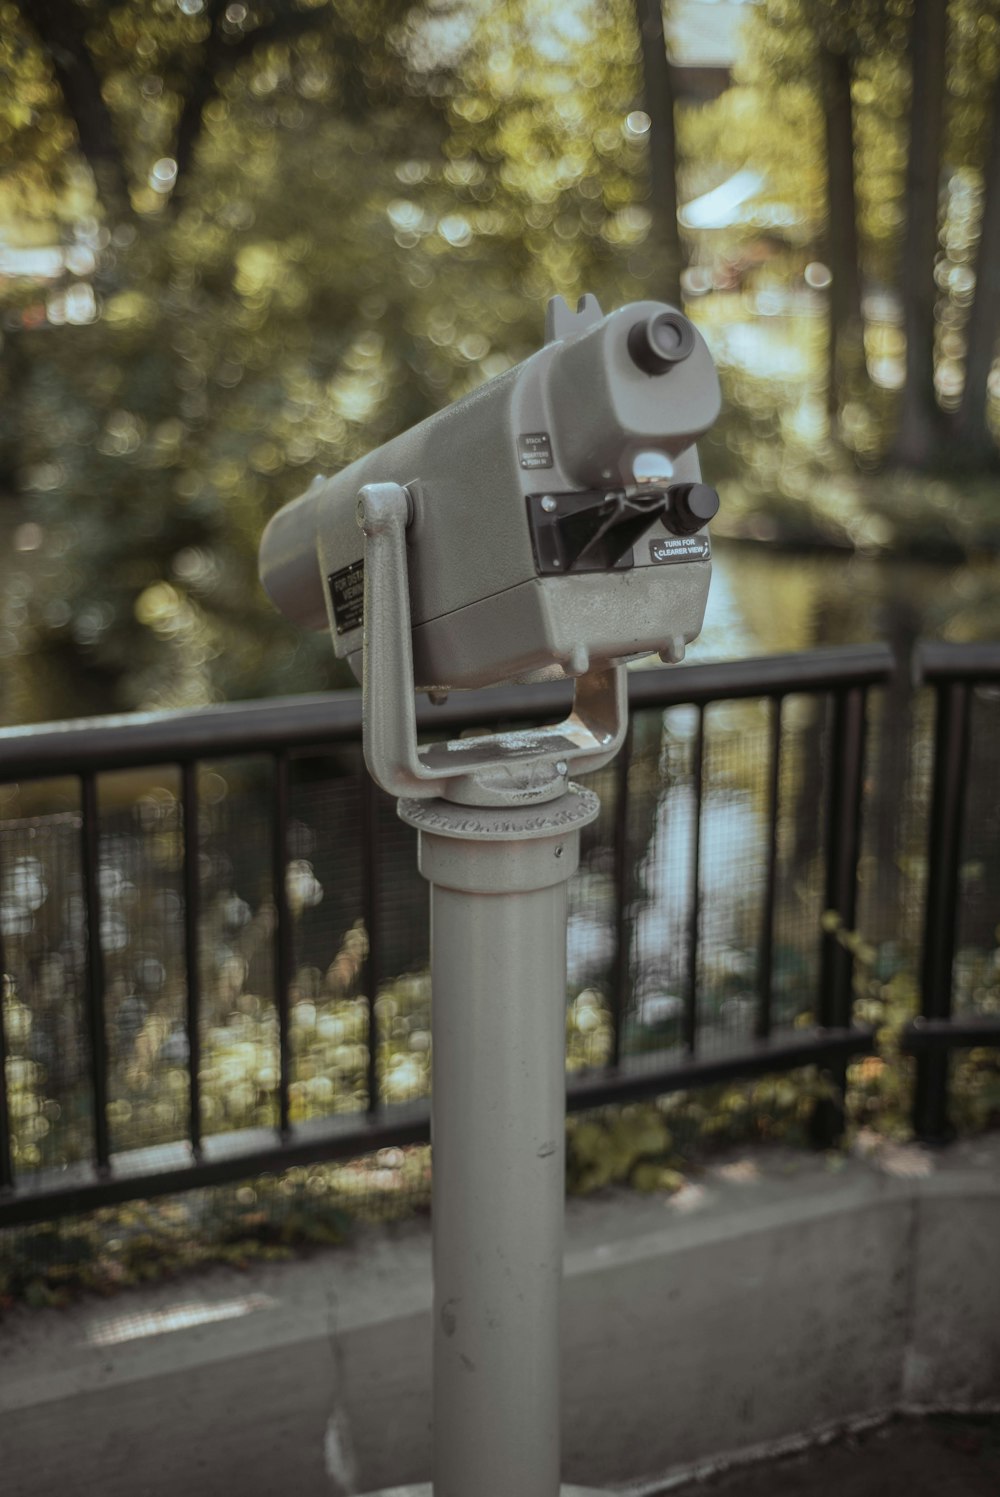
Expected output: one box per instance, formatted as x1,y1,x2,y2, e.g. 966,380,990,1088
664,482,720,536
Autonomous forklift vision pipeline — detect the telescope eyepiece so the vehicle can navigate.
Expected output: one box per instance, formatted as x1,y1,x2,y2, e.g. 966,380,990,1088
627,310,696,375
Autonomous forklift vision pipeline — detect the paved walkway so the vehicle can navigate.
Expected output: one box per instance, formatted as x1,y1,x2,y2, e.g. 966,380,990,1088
663,1416,1000,1497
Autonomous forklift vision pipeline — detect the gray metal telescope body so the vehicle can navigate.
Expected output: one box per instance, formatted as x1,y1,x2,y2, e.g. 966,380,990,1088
259,296,720,692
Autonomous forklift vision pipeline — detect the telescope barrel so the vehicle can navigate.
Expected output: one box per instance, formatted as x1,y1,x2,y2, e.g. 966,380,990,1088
258,480,329,633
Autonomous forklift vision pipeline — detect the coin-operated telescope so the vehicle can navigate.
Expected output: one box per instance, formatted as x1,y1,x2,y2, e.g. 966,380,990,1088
259,294,721,1497
260,293,720,806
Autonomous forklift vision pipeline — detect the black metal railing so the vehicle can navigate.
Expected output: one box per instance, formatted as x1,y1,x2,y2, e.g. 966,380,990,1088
0,641,996,1229
906,642,1000,1140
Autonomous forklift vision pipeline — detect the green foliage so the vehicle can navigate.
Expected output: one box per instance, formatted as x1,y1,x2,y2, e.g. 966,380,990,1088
0,1174,355,1311
566,1068,838,1197
3,0,1000,721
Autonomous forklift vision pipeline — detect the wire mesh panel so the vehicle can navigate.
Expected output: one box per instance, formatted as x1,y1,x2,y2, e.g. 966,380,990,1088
188,757,279,1142
854,686,934,994
621,690,859,1064
96,768,187,1158
625,701,699,1066
566,759,619,1072
371,784,430,1110
285,751,368,1124
0,785,92,1182
772,693,829,1032
696,698,776,1055
954,686,1000,1020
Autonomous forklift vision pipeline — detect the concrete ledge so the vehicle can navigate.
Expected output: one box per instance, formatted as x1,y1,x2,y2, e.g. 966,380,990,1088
1,1137,998,1494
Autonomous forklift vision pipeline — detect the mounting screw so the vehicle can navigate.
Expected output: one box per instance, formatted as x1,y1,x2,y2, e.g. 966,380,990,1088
554,844,564,859
541,495,557,513
555,760,568,775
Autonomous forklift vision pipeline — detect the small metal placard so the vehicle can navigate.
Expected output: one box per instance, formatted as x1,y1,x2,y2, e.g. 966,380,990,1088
649,534,711,566
329,559,364,635
518,431,553,470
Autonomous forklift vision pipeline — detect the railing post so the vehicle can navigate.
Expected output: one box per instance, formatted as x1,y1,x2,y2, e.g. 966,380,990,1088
813,687,868,1145
181,762,203,1159
0,871,13,1194
361,763,382,1116
683,705,706,1057
80,773,111,1174
272,753,293,1139
609,719,634,1069
914,681,971,1142
756,695,783,1041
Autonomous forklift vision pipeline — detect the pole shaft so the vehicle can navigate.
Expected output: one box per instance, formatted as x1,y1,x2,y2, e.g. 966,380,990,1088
432,876,566,1496
401,789,599,1497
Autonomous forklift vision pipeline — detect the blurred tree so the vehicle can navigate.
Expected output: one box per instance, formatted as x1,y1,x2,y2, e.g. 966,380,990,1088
892,0,950,467
748,0,904,426
10,1,421,219
741,0,1000,471
0,0,457,720
818,38,863,412
952,20,1000,468
892,0,1000,470
633,0,682,302
0,0,679,722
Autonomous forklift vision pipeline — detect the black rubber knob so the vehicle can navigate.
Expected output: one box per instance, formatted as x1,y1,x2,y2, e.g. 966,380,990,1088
627,311,696,375
665,482,720,536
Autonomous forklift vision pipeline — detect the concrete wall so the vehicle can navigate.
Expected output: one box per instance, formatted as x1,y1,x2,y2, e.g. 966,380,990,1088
1,1137,998,1495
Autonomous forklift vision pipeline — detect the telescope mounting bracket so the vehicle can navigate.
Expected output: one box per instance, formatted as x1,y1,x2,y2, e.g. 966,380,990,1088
356,482,627,806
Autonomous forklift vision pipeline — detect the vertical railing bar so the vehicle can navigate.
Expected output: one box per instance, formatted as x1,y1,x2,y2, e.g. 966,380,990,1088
818,687,868,1030
813,685,868,1146
684,705,706,1056
80,773,111,1173
914,679,972,1141
609,718,634,1070
818,689,846,1029
181,762,203,1159
0,819,14,1190
272,753,292,1140
361,764,381,1118
756,694,783,1041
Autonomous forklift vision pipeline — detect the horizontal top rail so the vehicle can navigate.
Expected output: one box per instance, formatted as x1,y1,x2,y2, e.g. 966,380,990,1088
914,640,1000,685
625,642,895,707
0,644,897,782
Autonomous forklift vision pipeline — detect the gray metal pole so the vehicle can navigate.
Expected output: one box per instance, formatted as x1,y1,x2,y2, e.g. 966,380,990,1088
399,789,600,1497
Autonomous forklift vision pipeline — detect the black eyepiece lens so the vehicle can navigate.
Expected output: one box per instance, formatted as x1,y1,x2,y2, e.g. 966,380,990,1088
651,319,683,355
628,311,695,375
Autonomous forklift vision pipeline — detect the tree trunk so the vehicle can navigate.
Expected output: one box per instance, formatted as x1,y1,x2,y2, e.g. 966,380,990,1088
952,68,1000,467
633,0,682,305
12,0,132,221
893,0,949,469
171,0,334,207
819,44,866,420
